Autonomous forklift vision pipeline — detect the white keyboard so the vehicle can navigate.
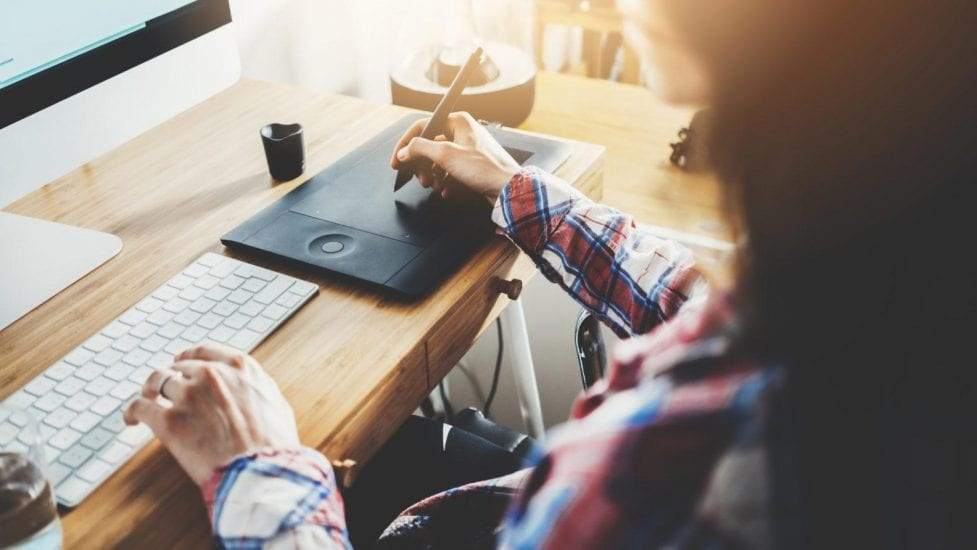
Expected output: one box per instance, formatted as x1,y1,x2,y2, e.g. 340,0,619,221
0,253,317,507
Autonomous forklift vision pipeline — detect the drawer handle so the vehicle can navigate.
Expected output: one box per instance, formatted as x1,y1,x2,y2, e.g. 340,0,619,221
494,278,523,300
331,459,359,488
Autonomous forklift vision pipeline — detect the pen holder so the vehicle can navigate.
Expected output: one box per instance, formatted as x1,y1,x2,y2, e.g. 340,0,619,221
261,123,305,181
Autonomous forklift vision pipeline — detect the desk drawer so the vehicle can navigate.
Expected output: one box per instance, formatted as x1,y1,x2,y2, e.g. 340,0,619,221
424,243,537,389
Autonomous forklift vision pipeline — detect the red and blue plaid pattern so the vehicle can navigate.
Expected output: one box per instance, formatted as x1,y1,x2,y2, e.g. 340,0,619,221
204,168,776,548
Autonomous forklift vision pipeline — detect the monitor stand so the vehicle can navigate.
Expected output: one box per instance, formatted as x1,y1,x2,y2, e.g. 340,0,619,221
0,212,122,331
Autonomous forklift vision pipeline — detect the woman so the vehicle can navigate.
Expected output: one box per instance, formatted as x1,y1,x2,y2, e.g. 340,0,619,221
124,0,976,547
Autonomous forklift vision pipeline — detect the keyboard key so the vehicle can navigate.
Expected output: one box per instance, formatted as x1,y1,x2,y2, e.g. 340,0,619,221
110,381,141,401
118,424,153,447
34,393,66,413
157,321,185,339
181,325,208,343
45,445,60,463
123,348,152,367
233,264,254,278
212,301,237,317
277,292,302,308
54,377,86,397
178,286,205,301
189,298,216,314
43,407,77,429
49,427,83,450
153,285,179,302
128,366,154,385
135,297,164,313
100,411,127,433
194,274,220,290
290,280,317,296
118,309,148,326
197,312,223,330
164,339,192,356
60,445,93,468
209,326,235,343
64,348,95,366
209,261,236,279
56,476,92,503
104,363,133,382
198,253,221,267
48,462,72,485
74,363,105,382
224,313,250,330
91,396,122,417
168,274,193,290
93,349,123,367
147,352,172,370
247,317,273,333
164,297,193,313
70,411,101,433
227,329,260,351
205,286,231,302
81,428,114,451
101,322,129,339
239,301,263,317
111,335,141,353
251,267,277,282
220,275,245,290
183,263,209,278
83,334,114,353
228,289,253,305
65,392,98,413
4,391,36,410
242,278,266,293
262,304,288,321
46,362,75,381
0,423,18,445
85,377,115,396
146,310,175,326
172,310,201,327
24,376,57,396
129,322,158,339
100,441,132,464
254,276,293,305
140,335,169,353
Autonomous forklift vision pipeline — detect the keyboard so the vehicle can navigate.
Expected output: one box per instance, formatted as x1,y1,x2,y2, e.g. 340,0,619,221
0,253,318,507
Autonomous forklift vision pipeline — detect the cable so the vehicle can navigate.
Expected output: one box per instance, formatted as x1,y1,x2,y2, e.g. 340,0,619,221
482,318,504,419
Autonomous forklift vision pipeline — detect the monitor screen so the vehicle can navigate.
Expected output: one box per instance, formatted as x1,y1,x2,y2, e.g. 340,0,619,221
0,0,230,129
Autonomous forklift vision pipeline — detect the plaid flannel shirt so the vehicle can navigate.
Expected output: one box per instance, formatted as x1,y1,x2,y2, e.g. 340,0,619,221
204,167,778,548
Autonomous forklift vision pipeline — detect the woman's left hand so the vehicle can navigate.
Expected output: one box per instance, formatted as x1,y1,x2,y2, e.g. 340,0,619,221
123,343,301,485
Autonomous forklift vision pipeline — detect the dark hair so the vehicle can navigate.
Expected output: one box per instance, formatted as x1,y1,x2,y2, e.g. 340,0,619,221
701,3,977,546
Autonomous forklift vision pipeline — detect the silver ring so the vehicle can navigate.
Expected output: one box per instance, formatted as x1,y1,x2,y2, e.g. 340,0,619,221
157,372,175,399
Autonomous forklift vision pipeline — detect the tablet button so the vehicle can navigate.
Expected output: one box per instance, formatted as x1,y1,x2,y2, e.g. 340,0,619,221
320,241,344,254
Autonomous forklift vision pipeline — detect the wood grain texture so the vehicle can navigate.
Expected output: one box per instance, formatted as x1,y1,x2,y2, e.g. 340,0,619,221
522,71,729,239
0,78,603,548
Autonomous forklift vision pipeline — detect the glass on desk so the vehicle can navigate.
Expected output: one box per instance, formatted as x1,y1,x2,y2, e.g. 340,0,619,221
0,404,62,549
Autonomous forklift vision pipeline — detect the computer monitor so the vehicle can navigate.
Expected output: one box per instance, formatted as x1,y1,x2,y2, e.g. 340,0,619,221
0,0,240,330
0,0,240,206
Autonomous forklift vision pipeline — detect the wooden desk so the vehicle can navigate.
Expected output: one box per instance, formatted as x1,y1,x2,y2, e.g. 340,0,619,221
522,71,728,239
0,78,603,548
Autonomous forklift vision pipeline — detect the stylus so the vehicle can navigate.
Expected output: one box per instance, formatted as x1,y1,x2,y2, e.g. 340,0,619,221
394,46,484,192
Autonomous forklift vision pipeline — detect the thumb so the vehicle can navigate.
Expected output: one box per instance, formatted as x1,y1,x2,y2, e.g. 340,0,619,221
397,137,453,165
124,396,167,435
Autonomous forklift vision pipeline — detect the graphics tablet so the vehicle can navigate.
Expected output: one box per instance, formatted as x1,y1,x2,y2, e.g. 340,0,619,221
222,114,571,298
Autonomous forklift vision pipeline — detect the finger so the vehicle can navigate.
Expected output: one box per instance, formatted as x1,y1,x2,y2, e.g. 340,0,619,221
417,170,433,188
396,137,453,167
124,396,167,431
441,188,451,199
170,359,210,379
144,368,187,402
390,119,430,168
176,342,244,367
446,111,477,134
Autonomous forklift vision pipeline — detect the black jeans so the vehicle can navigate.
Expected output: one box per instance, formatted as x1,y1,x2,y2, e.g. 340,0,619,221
344,415,523,548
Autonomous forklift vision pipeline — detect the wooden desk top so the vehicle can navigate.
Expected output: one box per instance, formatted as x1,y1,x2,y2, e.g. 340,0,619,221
523,71,728,239
0,78,603,548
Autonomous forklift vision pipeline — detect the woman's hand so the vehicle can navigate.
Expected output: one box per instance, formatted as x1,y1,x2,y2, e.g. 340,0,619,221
390,112,521,205
123,343,300,485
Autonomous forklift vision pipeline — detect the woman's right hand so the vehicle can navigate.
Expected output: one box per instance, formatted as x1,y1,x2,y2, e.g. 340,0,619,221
389,112,521,205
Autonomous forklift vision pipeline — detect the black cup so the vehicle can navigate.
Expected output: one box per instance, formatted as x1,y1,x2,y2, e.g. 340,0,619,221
261,123,305,181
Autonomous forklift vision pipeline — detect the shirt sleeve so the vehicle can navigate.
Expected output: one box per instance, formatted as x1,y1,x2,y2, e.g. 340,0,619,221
492,167,707,337
201,447,352,549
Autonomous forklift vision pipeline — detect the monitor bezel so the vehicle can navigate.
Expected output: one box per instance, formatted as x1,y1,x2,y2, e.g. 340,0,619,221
0,0,231,129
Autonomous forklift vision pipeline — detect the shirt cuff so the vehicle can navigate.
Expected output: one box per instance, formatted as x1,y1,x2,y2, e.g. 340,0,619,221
202,446,348,543
491,166,586,254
